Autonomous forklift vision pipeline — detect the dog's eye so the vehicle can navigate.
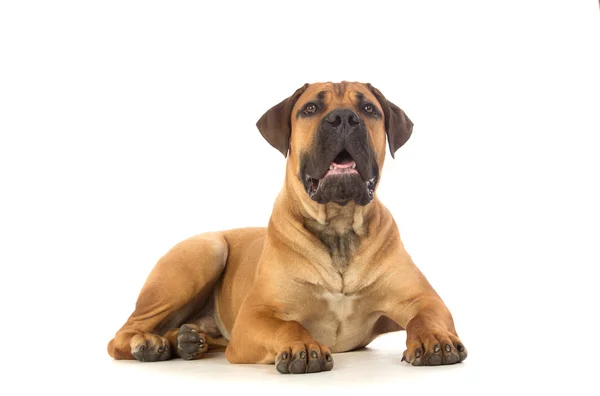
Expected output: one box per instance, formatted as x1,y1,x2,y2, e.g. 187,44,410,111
303,103,318,115
363,104,374,114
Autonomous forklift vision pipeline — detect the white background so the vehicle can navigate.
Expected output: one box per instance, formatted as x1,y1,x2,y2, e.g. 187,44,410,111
1,0,599,394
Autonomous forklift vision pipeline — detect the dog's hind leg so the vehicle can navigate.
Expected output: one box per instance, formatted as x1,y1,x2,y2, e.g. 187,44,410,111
107,233,228,361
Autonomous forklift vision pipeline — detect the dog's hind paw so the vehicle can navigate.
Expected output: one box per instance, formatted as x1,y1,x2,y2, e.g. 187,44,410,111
130,333,172,362
177,324,208,360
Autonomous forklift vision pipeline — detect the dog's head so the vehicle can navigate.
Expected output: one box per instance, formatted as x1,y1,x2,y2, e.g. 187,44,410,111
257,81,413,206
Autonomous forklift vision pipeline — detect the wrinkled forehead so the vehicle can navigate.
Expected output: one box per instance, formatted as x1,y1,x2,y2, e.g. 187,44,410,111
294,82,380,112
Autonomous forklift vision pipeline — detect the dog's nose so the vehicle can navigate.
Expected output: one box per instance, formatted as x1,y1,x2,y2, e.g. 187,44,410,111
325,109,361,128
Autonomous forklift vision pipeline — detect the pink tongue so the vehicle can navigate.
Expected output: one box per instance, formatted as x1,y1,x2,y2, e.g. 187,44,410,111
332,161,355,169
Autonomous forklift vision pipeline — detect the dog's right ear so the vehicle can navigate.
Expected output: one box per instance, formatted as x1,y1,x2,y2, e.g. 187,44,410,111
256,84,308,157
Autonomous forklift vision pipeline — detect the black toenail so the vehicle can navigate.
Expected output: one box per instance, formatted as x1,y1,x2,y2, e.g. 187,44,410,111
457,344,464,352
326,354,332,362
401,355,407,362
300,351,306,359
282,352,288,360
311,351,318,359
434,344,440,353
445,344,451,353
415,349,422,358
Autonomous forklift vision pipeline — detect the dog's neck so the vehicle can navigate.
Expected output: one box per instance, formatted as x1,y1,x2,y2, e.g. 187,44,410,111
299,199,368,236
276,165,380,269
282,164,374,234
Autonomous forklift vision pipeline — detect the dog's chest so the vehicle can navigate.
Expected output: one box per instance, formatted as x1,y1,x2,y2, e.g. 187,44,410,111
297,289,378,353
321,291,357,320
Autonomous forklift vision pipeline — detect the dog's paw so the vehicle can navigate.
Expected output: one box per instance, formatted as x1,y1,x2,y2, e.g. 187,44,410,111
130,333,172,362
402,330,467,366
177,324,208,360
275,342,334,374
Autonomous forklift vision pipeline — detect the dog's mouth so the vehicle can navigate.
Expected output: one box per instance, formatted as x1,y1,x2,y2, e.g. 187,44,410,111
325,149,359,176
304,149,377,205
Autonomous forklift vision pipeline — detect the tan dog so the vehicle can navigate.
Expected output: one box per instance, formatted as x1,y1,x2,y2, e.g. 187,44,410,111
107,81,467,373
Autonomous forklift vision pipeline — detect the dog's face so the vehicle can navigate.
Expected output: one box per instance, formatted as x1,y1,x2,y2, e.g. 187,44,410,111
257,82,413,206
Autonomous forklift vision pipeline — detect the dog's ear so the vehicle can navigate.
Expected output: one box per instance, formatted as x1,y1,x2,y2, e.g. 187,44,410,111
256,84,309,157
367,84,414,159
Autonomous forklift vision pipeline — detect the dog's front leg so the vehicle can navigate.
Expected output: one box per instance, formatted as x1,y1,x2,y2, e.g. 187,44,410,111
389,294,468,366
225,304,334,374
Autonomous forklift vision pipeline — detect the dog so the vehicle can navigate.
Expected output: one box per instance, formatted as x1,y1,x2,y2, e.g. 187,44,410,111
107,81,467,373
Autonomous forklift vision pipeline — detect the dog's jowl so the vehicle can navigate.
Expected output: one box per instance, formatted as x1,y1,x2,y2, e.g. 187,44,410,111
107,81,467,373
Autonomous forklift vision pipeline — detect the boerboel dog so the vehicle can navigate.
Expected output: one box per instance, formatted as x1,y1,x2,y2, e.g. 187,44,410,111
107,81,467,373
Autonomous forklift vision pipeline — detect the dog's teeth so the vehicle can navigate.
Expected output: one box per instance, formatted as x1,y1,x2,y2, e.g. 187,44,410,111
329,165,334,170
352,163,356,169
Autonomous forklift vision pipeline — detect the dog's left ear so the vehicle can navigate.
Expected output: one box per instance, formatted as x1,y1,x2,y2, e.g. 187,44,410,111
256,84,309,157
367,84,414,159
